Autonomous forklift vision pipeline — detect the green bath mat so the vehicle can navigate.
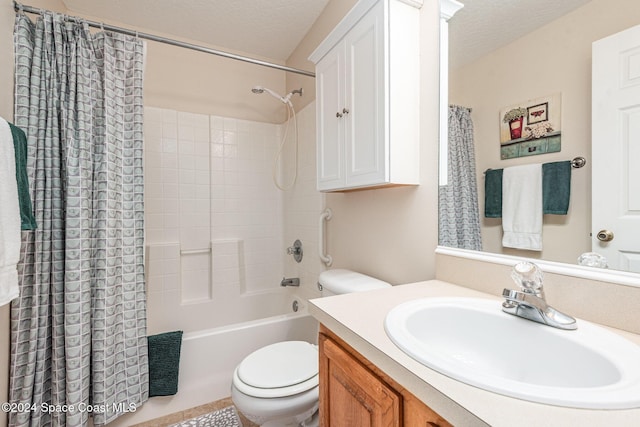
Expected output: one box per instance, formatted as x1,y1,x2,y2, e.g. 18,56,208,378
148,330,183,396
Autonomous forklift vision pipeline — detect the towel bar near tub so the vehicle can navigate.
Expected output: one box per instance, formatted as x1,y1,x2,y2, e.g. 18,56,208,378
319,209,332,267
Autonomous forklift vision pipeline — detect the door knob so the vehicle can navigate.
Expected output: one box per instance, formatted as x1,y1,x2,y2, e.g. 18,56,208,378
596,230,614,242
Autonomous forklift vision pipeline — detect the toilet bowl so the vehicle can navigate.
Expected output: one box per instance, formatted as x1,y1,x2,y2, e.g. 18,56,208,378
231,269,391,426
231,341,319,426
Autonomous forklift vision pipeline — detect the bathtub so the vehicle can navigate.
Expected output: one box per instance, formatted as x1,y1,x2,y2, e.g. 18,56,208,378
107,298,319,426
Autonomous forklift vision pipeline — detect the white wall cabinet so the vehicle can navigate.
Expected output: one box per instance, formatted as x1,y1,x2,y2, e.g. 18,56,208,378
309,0,422,192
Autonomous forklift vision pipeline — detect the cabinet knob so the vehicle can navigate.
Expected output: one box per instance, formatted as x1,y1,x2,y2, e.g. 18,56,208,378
336,112,343,118
342,108,349,115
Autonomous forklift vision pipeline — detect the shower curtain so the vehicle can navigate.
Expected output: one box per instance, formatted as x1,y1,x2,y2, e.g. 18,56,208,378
439,105,482,250
11,11,148,426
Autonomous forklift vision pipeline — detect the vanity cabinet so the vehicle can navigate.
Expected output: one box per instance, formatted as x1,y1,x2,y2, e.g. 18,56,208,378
319,325,451,427
309,0,421,192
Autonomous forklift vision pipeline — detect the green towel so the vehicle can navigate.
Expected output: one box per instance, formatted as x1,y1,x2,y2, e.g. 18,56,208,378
148,331,183,397
8,123,36,230
484,168,503,218
484,162,571,217
542,161,571,215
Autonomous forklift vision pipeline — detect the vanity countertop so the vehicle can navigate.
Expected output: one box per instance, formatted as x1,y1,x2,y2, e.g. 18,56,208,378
309,280,640,427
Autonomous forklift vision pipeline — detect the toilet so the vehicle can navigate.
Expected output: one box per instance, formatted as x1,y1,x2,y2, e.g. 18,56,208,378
231,269,391,427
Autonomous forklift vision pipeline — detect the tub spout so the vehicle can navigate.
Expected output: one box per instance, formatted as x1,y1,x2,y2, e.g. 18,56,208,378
280,277,300,287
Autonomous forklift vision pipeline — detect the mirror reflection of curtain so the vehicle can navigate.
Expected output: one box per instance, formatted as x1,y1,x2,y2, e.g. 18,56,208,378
11,11,148,426
438,105,482,250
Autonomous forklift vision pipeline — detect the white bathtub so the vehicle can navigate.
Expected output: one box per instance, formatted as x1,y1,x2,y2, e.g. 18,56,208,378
107,299,319,426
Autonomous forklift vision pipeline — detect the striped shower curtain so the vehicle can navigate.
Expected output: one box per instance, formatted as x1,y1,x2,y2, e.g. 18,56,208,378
439,105,482,251
11,10,148,426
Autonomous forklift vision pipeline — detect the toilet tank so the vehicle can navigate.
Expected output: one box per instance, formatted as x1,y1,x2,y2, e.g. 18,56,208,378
318,269,391,296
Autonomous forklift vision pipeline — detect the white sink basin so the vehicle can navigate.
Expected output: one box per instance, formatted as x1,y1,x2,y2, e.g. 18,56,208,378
384,297,640,409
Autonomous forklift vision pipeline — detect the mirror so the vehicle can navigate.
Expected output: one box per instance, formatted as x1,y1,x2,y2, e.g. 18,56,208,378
441,0,640,274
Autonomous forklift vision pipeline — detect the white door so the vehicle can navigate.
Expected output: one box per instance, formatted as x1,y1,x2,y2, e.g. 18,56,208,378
592,24,640,273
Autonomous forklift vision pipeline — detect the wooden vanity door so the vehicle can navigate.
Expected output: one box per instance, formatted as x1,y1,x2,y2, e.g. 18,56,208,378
404,394,452,427
319,335,401,427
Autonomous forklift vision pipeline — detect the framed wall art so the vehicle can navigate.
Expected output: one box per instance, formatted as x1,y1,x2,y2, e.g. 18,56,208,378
499,93,562,159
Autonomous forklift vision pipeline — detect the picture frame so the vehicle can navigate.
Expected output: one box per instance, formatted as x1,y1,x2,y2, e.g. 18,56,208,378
527,102,548,124
499,93,562,159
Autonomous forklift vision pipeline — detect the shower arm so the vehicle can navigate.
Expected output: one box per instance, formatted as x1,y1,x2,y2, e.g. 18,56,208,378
283,88,303,105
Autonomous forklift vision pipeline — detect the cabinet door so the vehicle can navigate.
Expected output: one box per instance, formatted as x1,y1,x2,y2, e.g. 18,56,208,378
320,335,401,427
316,43,346,191
344,0,386,188
404,393,453,427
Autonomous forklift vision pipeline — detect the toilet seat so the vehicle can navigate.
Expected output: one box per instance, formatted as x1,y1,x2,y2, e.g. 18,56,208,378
234,341,319,398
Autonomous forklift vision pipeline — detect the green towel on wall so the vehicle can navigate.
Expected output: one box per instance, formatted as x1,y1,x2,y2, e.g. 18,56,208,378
148,331,183,397
484,168,503,218
542,161,571,215
9,123,36,230
484,162,571,217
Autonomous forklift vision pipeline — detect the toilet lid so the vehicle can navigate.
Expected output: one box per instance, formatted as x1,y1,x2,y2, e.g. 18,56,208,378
237,341,318,389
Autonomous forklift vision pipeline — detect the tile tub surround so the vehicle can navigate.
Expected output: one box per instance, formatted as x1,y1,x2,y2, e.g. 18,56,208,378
309,280,640,427
144,108,284,310
128,103,324,426
143,104,325,334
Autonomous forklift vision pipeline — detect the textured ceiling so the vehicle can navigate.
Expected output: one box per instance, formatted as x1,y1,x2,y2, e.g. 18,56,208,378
60,0,593,68
449,0,593,70
61,0,330,62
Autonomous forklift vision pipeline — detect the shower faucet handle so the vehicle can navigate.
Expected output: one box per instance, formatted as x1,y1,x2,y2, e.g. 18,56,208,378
287,239,303,263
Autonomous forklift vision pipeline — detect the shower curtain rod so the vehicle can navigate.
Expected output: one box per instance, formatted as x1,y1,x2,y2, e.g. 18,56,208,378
13,1,316,78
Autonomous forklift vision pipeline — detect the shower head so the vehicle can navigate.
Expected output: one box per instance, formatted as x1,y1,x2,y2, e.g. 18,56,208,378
251,85,285,103
251,85,303,106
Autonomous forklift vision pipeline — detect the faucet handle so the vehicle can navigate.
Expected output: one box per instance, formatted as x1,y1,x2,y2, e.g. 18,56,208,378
511,262,545,299
286,239,303,263
502,288,519,307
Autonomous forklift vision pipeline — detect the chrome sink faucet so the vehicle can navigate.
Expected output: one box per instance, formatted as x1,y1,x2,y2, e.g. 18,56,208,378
502,262,577,330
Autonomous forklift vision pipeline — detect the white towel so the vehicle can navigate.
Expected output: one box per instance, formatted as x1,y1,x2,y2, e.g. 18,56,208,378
502,164,543,251
0,117,21,306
